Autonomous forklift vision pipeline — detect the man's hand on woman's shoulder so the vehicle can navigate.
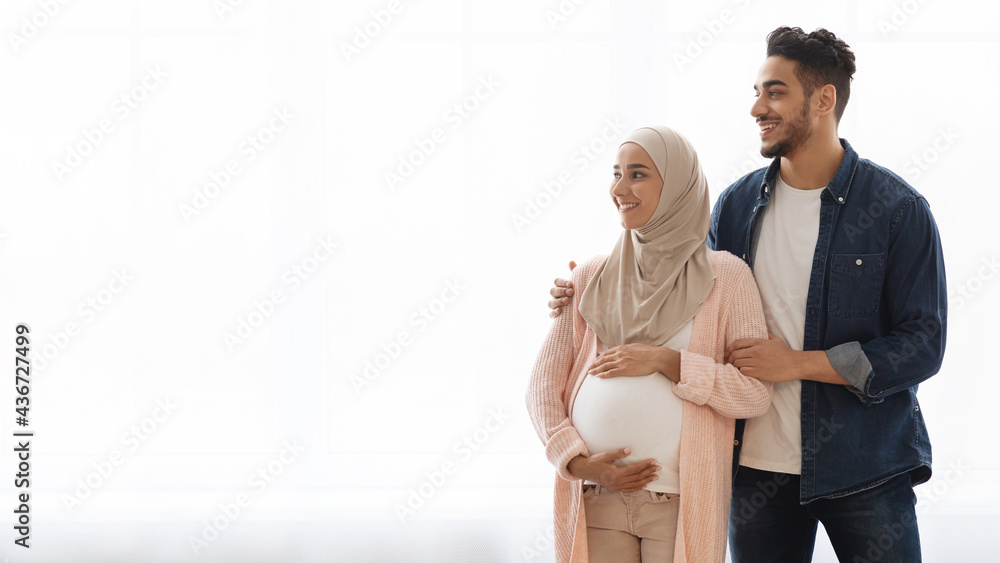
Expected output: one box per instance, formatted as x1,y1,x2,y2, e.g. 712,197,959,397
547,260,576,318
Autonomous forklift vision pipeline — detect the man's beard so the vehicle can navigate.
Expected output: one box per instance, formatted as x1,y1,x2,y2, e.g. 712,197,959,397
761,101,813,159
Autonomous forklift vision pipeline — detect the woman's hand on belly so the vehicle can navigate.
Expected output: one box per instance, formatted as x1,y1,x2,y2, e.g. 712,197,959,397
567,449,661,493
589,344,681,382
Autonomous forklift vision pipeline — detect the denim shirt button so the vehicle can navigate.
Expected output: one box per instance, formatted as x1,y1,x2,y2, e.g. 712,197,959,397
838,196,845,202
856,259,863,265
733,439,739,446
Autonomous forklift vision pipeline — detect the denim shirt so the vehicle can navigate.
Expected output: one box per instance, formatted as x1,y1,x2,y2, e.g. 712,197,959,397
709,139,947,503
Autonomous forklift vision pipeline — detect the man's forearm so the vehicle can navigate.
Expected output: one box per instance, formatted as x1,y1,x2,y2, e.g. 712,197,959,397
798,350,849,385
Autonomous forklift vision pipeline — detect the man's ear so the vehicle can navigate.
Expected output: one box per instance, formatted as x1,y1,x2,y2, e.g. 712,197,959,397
814,84,837,118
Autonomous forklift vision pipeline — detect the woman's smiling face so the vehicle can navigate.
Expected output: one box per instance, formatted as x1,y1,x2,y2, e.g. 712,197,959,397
611,142,662,230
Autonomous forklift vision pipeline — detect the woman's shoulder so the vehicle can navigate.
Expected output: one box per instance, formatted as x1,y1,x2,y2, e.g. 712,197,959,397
571,255,609,288
706,249,752,279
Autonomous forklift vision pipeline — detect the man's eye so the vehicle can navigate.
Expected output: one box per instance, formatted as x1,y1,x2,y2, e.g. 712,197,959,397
613,172,622,179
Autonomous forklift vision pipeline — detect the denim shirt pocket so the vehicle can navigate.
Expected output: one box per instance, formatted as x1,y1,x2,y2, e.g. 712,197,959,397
828,253,886,319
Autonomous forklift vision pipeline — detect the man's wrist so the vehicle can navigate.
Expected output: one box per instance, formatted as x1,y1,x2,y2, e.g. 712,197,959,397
798,350,849,385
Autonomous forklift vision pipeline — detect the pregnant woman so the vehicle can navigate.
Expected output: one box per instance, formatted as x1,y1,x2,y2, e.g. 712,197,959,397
526,126,771,562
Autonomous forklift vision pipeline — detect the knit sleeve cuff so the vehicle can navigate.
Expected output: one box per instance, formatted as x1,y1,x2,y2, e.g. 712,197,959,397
545,426,589,481
673,350,716,405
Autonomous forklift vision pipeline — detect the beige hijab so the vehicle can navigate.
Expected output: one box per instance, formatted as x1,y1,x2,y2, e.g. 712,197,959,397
578,126,716,348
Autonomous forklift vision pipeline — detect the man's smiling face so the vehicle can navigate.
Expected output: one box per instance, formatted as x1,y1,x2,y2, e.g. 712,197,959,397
751,55,816,160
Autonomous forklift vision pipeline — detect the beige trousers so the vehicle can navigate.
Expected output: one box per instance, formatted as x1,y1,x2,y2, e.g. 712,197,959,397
582,484,679,563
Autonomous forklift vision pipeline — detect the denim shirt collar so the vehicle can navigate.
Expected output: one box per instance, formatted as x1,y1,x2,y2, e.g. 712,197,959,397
756,139,859,205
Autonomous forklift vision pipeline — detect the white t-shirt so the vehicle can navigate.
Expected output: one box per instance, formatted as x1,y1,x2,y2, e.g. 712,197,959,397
571,319,693,493
739,173,822,475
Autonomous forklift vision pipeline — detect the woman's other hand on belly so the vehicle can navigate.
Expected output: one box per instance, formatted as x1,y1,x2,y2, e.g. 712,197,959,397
568,448,661,493
589,343,681,382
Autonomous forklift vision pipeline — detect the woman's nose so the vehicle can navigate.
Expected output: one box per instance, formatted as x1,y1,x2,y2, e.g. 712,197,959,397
611,179,628,197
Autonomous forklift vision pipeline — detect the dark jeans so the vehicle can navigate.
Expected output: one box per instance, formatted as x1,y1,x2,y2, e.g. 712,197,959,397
729,466,921,563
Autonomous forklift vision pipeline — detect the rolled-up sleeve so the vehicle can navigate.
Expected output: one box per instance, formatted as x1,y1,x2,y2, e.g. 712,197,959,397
825,341,876,403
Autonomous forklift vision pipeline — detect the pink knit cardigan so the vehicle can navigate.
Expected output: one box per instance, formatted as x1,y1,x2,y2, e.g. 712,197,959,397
526,250,772,563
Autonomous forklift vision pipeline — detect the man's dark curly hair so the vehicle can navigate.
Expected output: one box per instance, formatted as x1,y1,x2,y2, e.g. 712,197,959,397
766,27,856,124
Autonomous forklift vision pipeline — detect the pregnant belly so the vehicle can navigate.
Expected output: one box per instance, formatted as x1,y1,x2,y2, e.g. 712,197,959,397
572,371,684,480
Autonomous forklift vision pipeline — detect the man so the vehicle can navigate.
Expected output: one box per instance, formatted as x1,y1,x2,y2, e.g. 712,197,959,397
547,27,946,562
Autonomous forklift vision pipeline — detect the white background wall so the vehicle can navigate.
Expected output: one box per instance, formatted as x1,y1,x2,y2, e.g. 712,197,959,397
1,0,997,561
